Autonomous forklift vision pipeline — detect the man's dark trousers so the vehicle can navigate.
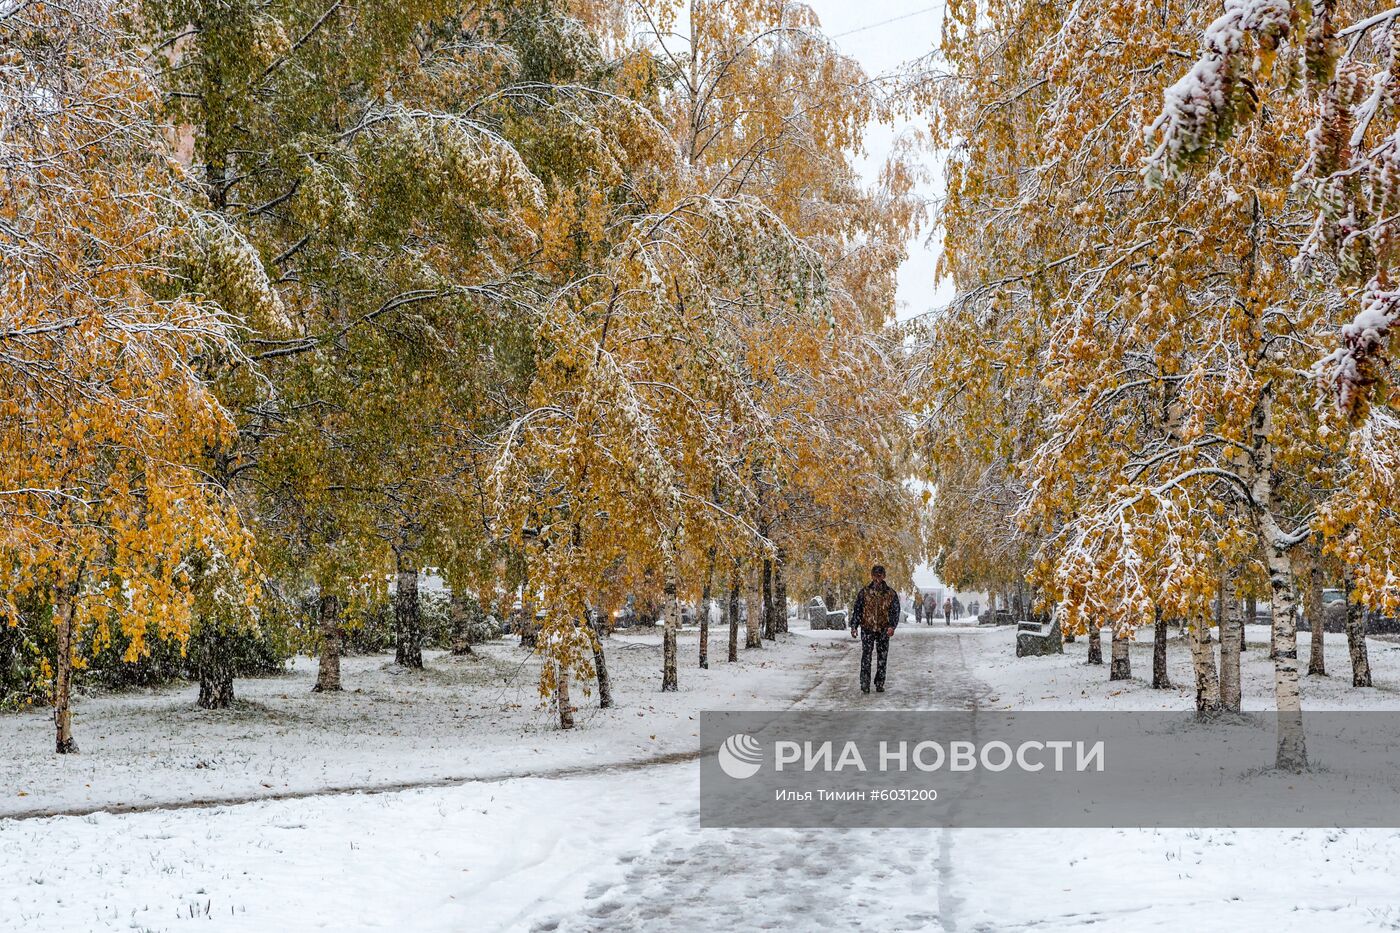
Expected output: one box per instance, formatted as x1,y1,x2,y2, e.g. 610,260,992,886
860,629,889,691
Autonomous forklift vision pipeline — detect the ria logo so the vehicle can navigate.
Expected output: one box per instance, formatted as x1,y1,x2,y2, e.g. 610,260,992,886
717,733,763,779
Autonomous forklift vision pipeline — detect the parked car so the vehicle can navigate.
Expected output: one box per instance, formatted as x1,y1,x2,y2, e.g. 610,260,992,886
1294,589,1400,634
1293,588,1346,633
1369,612,1400,635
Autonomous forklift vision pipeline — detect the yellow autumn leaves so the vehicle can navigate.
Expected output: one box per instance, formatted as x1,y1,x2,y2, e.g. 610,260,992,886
1,2,256,707
915,0,1400,641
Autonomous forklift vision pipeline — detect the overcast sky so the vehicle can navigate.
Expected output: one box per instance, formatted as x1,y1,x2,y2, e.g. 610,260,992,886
805,0,954,323
804,2,954,591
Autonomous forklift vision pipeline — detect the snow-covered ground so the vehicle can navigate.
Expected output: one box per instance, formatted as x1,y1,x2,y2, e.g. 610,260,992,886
1,630,844,818
970,622,1400,711
6,624,1400,931
20,757,1400,933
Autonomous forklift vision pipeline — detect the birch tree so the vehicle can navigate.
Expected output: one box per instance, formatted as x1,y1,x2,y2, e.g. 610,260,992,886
1,0,258,749
146,0,554,692
921,0,1389,768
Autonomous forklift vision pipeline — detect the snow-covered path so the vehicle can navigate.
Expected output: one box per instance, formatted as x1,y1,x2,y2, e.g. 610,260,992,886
546,629,1400,932
7,627,1400,932
535,627,986,932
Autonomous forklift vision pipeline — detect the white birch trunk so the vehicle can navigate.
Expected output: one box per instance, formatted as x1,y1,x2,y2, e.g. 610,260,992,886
1263,537,1307,770
1247,385,1307,770
1189,613,1221,713
744,572,763,649
1219,575,1243,713
1087,619,1103,665
1342,564,1372,688
1109,626,1131,680
1302,549,1326,677
1151,609,1171,689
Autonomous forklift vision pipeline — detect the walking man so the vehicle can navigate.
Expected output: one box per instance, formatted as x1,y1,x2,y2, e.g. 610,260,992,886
849,564,900,693
914,592,924,626
943,596,953,626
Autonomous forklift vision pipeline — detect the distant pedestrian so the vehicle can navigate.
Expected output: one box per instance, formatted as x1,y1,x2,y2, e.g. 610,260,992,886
943,596,952,626
914,594,924,625
849,564,900,693
923,594,935,625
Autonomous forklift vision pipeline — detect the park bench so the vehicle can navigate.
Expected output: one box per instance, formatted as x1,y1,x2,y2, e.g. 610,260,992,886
807,597,847,630
1015,617,1064,657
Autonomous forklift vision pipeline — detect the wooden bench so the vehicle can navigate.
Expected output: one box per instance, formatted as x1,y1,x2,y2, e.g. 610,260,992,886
1015,617,1064,657
807,597,847,630
979,608,1014,626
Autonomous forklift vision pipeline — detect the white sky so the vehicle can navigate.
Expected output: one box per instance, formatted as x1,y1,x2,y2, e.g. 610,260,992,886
805,0,955,323
807,2,953,591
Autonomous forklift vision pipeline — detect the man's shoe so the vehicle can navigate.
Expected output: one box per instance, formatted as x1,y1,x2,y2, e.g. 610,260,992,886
861,686,870,694
876,685,885,693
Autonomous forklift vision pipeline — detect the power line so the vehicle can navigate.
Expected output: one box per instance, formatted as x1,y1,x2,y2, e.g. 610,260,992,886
829,4,944,40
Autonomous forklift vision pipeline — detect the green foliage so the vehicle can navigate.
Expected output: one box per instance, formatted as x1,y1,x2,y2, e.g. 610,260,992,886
5,0,921,742
347,592,502,653
0,617,49,711
1,607,292,709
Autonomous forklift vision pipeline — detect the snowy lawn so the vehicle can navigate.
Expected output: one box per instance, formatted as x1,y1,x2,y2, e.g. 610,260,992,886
965,622,1400,710
1,630,848,819
7,625,1400,932
6,760,1400,931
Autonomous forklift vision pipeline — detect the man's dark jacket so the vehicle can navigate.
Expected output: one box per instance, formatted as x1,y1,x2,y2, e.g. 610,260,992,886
851,582,900,634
